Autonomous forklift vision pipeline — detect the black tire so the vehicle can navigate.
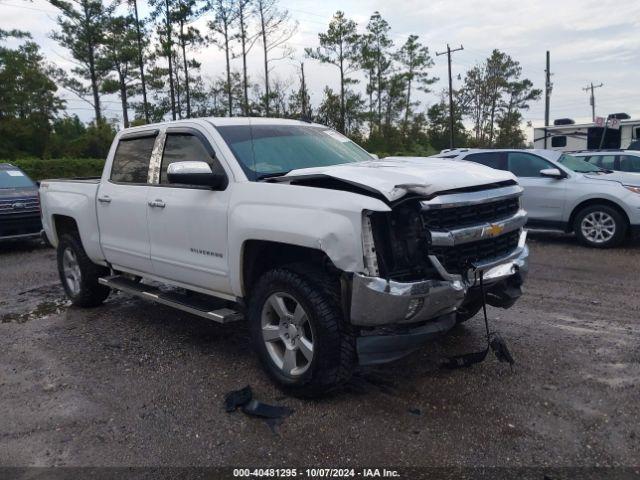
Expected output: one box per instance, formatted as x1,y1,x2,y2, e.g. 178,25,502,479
247,265,356,397
455,300,483,324
574,204,626,248
57,233,111,307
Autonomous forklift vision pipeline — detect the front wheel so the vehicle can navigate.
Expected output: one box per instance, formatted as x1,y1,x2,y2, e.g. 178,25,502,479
57,234,111,307
574,205,626,248
247,266,356,397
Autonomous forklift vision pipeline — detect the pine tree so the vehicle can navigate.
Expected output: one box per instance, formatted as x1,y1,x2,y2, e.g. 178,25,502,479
49,0,113,124
305,11,359,134
255,0,296,116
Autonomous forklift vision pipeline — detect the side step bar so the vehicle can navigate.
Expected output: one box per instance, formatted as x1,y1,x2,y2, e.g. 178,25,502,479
99,275,243,324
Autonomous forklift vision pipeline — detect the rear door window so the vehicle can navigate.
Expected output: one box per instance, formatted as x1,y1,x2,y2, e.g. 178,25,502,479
463,152,507,170
110,136,156,183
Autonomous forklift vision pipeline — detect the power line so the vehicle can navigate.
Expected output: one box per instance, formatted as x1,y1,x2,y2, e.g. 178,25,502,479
436,43,463,149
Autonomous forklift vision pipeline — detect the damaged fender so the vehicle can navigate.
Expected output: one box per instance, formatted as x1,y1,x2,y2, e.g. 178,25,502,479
227,181,390,296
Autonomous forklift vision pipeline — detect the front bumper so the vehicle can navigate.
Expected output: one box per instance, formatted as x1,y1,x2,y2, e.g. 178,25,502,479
350,230,529,327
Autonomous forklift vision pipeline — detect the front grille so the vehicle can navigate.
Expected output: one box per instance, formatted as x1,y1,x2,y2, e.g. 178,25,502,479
422,197,519,231
0,197,40,214
0,212,42,237
430,230,520,274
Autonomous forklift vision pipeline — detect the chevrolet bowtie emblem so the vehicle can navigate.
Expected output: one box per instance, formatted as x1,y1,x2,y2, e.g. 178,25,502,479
486,223,504,237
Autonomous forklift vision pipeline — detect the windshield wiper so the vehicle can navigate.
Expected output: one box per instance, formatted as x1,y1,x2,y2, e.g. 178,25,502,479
256,171,291,181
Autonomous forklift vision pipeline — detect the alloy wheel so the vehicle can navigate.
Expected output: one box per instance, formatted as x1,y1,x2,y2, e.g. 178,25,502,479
261,292,314,377
62,247,82,296
581,211,616,244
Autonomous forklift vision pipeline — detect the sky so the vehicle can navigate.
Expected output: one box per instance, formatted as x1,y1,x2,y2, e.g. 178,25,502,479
2,0,639,141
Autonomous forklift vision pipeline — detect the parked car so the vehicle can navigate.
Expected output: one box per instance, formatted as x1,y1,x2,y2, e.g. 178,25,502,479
0,163,42,242
423,149,640,248
40,118,529,396
571,150,640,174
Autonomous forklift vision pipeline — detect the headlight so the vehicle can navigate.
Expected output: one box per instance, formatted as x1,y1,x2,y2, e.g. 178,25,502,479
624,185,640,194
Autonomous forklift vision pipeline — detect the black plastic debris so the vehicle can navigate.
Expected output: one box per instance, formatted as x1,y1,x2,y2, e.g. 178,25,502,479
224,385,253,413
441,269,516,370
241,399,293,419
224,386,293,434
490,334,514,365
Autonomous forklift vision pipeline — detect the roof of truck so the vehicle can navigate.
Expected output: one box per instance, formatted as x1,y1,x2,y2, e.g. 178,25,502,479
119,117,322,135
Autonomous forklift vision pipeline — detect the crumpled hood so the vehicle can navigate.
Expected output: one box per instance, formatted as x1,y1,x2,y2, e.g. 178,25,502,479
583,171,640,186
283,157,517,201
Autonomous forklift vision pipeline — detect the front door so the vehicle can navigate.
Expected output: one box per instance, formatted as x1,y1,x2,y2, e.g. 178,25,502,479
147,129,231,294
506,152,567,224
97,133,157,274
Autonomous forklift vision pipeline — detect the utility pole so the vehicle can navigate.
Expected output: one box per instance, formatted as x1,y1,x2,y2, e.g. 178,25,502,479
582,82,603,121
436,44,464,149
544,51,552,148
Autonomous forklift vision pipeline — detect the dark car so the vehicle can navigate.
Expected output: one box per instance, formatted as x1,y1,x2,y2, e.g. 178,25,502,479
0,163,42,241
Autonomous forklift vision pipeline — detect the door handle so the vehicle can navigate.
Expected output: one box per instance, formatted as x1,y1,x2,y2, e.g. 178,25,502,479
148,199,166,208
98,195,111,204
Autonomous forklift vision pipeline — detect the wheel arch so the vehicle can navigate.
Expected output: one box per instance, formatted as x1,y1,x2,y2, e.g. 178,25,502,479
568,198,630,233
240,240,339,299
52,214,80,243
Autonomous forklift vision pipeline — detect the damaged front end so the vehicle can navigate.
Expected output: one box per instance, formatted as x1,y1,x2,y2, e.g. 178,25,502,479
350,183,529,365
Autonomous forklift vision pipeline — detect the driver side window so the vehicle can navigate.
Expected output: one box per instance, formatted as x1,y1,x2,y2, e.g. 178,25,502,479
507,152,553,177
160,133,224,184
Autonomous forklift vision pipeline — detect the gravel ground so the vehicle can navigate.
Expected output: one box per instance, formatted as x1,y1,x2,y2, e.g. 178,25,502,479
0,235,639,470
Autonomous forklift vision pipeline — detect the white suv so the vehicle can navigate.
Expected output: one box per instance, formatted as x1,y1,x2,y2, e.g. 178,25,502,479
420,149,640,248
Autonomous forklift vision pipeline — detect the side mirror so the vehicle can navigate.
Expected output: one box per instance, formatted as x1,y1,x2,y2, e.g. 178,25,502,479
369,153,379,159
167,161,228,190
540,168,565,179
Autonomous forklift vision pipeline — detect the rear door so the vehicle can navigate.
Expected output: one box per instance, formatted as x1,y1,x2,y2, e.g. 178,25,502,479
146,128,232,295
96,132,157,274
506,151,567,224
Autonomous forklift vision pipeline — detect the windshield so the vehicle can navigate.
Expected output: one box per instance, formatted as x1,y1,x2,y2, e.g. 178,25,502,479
0,168,35,189
557,154,604,173
216,124,374,180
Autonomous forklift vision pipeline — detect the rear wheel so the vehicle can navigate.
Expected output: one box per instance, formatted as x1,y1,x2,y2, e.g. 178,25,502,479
248,265,356,397
57,234,110,307
574,205,626,248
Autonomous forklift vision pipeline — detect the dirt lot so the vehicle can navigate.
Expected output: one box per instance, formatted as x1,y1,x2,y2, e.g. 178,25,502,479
1,234,639,470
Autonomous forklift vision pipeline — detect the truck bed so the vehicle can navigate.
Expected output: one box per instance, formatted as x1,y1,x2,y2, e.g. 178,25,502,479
39,178,103,261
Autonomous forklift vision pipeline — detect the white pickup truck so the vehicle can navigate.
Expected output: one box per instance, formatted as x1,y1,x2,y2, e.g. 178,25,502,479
40,118,529,396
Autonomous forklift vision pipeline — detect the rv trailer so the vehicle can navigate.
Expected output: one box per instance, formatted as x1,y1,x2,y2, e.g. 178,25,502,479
534,114,640,151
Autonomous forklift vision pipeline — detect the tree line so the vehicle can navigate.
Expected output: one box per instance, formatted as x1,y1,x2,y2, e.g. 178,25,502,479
0,2,541,160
